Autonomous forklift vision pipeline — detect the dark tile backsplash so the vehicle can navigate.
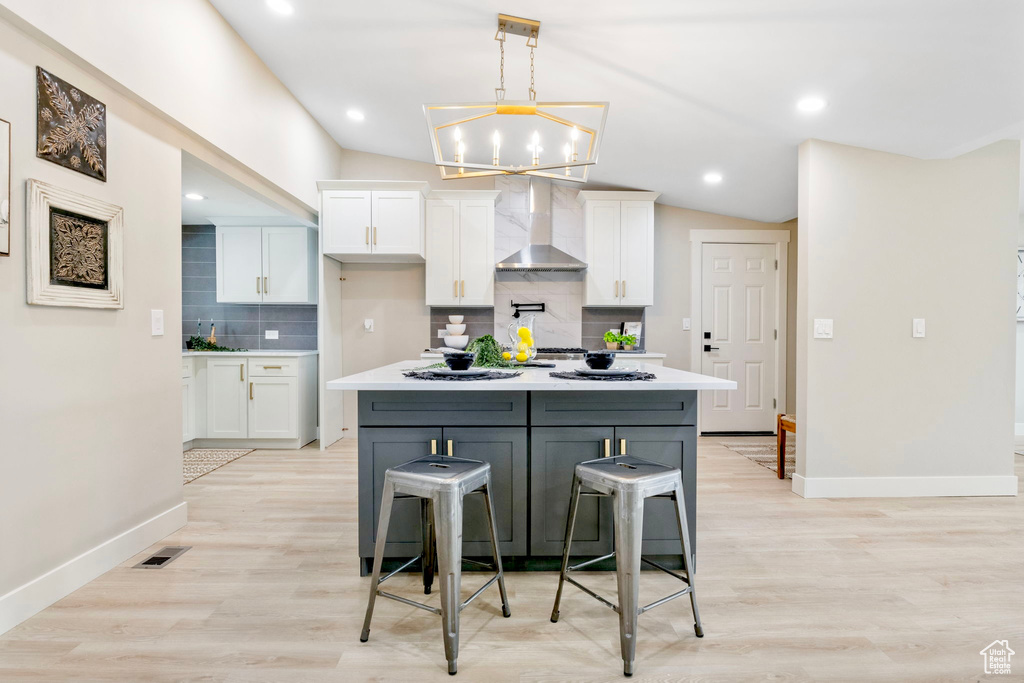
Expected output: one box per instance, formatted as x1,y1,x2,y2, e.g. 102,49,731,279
582,307,646,350
182,225,317,351
428,307,494,349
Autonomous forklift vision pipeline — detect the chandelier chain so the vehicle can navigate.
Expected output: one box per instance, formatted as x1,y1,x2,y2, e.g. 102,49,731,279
496,25,506,100
528,30,537,101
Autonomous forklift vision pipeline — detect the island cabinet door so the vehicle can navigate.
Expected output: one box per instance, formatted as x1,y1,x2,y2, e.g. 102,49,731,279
530,427,615,556
444,427,527,557
358,427,443,560
616,426,697,562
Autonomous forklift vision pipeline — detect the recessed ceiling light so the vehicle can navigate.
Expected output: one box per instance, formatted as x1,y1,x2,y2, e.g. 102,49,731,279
796,96,828,113
265,0,294,16
346,109,365,121
703,172,723,185
184,193,205,201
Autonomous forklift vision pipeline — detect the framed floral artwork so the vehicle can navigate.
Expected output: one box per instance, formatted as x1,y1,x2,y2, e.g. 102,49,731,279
26,179,123,308
36,67,107,181
0,117,9,255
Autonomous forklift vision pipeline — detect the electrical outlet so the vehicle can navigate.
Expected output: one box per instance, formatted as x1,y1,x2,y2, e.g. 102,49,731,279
682,318,691,331
364,319,374,333
150,309,164,336
265,330,279,340
438,329,448,338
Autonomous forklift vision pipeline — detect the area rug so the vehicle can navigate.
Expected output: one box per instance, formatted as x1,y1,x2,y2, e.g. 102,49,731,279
183,449,254,484
719,438,795,479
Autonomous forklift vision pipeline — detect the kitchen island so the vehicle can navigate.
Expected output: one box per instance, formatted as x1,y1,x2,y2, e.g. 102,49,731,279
327,360,735,573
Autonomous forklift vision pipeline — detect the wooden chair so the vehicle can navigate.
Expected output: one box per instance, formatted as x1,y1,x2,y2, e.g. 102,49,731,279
776,414,796,479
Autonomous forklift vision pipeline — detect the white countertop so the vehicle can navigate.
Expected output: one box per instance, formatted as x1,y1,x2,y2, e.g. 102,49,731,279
183,350,319,357
420,350,668,359
327,360,735,392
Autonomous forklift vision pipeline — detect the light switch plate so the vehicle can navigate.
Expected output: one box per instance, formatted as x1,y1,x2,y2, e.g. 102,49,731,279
265,330,279,340
912,318,925,338
813,318,833,339
682,318,691,331
364,319,374,333
150,309,164,336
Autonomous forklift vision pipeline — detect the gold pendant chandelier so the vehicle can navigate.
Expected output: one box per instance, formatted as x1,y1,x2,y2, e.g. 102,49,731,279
423,14,609,184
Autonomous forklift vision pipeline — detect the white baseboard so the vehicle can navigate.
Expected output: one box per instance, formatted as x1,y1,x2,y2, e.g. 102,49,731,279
792,474,1018,499
0,501,187,635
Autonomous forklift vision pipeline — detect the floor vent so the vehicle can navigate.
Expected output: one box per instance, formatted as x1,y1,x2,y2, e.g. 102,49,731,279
133,546,191,569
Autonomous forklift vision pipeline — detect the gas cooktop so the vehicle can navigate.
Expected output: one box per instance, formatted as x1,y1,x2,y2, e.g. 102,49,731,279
536,347,588,354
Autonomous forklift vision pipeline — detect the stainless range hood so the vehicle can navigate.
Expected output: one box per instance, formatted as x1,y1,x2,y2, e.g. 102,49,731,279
496,179,587,272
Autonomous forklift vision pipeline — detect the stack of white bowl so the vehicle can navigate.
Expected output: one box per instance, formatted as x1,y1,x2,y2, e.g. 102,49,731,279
444,315,468,349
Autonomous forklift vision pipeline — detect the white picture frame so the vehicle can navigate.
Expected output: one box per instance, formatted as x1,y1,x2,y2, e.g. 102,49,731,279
27,178,123,308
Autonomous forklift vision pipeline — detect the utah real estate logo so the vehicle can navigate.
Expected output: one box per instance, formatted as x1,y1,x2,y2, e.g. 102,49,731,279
980,640,1014,675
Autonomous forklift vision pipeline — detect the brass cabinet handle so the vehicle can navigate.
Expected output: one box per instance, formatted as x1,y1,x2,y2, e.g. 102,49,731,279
461,280,465,297
257,276,261,294
622,280,626,298
447,439,454,457
239,363,244,381
263,276,268,294
249,381,254,400
454,280,458,298
431,439,437,455
365,226,370,245
261,365,282,370
620,438,626,455
373,227,377,245
603,438,611,458
614,280,619,298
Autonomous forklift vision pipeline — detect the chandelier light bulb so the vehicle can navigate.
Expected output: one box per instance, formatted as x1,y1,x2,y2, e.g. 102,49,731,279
563,144,572,176
492,131,501,165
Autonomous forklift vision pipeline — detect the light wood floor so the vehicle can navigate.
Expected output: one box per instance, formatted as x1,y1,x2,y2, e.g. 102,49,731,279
2,439,1022,682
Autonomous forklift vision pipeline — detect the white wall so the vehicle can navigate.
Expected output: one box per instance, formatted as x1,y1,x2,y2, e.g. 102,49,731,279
0,0,344,213
796,139,1020,497
0,2,349,631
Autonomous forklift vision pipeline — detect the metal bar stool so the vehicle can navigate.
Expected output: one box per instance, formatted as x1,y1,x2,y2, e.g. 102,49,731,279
360,454,511,676
550,455,702,677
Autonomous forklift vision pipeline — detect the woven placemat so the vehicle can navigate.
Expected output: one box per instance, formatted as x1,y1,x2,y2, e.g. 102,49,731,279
403,370,522,381
549,371,656,382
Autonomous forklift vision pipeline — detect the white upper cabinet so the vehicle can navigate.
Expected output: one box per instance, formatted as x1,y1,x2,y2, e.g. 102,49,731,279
216,226,316,304
578,191,660,307
424,191,498,307
318,181,429,262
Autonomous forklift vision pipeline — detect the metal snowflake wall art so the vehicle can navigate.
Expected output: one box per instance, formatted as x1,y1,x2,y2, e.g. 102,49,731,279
36,67,107,181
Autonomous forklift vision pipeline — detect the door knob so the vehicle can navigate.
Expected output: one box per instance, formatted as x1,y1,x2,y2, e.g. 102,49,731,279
703,344,720,352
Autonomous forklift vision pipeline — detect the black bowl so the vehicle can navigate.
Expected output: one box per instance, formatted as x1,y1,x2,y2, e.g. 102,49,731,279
584,351,615,370
444,352,475,371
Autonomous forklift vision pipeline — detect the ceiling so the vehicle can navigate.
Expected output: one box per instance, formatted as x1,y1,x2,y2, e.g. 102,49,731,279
181,152,310,226
209,0,1024,222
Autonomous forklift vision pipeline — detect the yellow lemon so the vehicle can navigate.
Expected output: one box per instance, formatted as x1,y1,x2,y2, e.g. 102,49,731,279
502,351,512,361
517,327,531,340
515,352,528,363
517,341,529,353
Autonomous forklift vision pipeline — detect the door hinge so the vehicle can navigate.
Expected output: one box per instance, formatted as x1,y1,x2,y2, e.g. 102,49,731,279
773,398,777,409
774,259,778,270
774,329,777,340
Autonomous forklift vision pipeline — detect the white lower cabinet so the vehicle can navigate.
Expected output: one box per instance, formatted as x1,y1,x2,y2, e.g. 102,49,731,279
184,353,318,449
206,358,249,439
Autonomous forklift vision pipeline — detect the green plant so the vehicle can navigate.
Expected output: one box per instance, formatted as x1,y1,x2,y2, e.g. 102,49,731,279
464,334,515,368
187,335,247,352
620,334,637,347
603,330,621,344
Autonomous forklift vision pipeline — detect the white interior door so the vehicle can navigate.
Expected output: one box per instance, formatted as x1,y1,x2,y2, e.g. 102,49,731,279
261,227,308,303
322,190,371,254
458,199,494,306
700,243,777,432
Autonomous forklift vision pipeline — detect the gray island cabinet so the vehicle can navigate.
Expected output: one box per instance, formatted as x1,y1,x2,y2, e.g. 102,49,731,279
326,360,736,573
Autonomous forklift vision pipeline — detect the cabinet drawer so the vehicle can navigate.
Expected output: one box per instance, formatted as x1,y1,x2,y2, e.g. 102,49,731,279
358,390,527,426
531,390,697,426
247,358,298,377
